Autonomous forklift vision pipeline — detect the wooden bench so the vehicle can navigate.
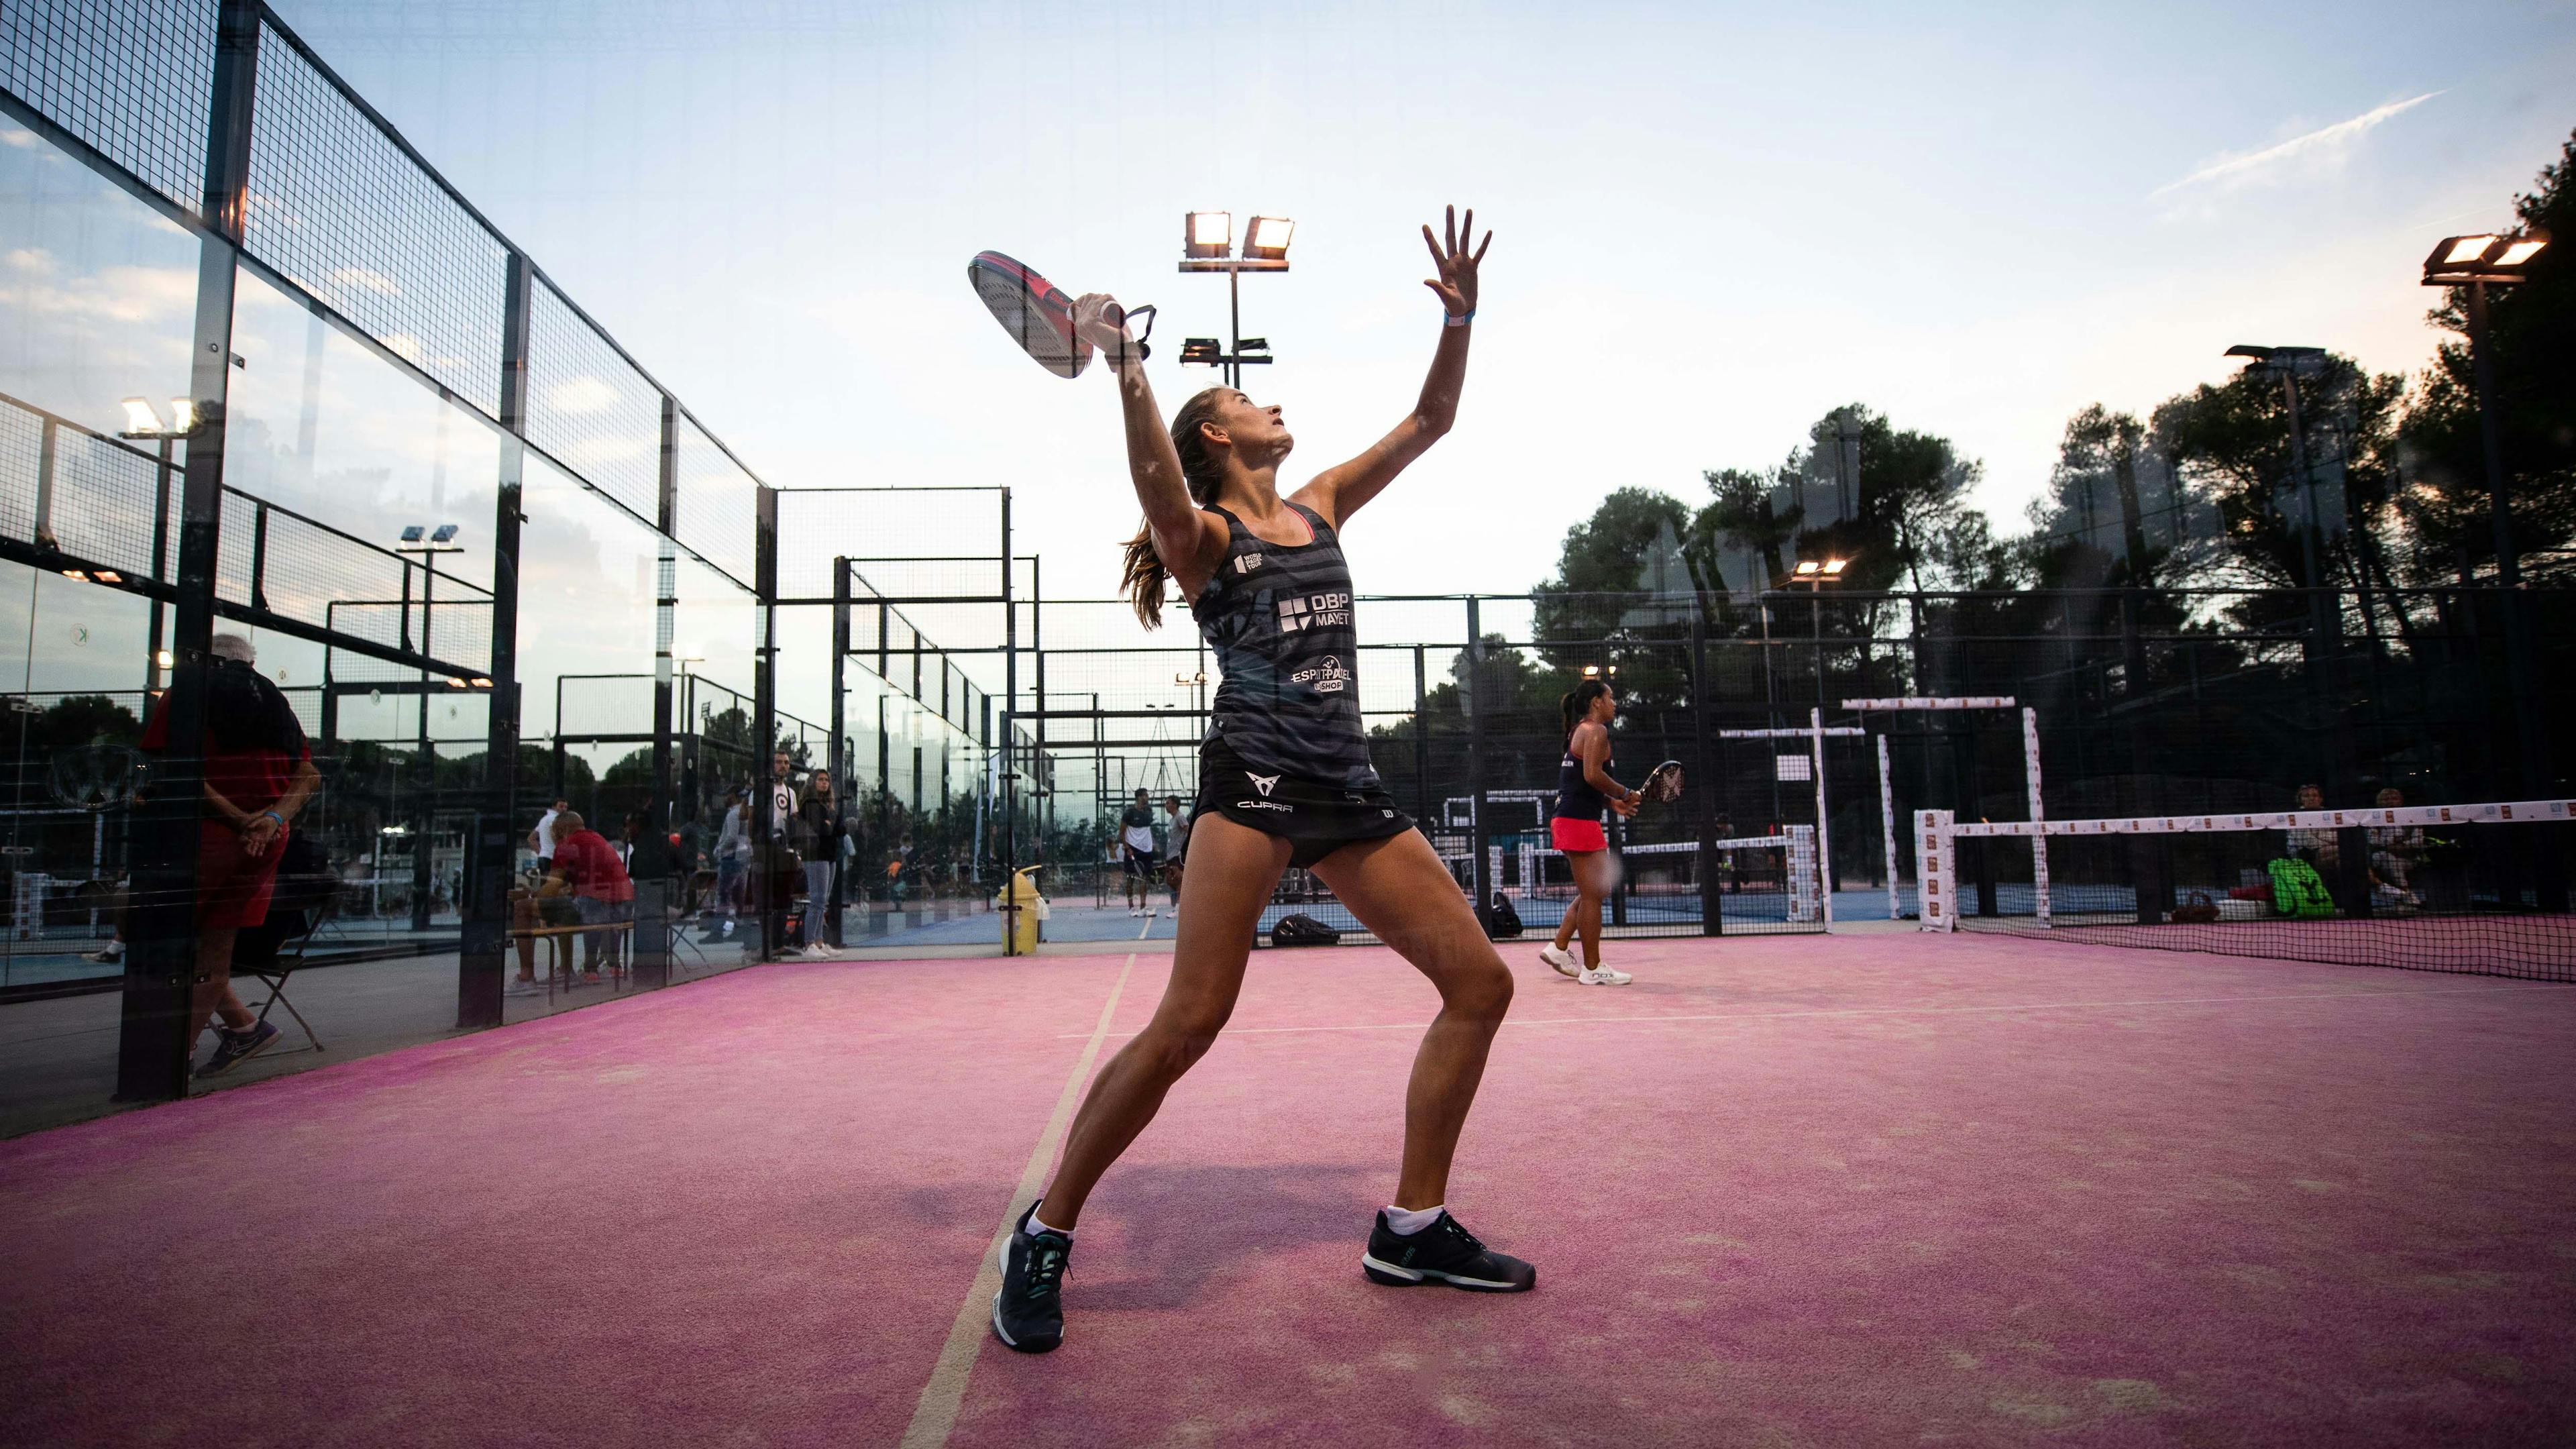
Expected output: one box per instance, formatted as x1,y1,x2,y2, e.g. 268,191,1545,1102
506,906,634,997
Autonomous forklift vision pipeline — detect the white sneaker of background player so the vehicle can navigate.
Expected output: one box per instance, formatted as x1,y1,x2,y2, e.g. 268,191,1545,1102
1578,967,1632,986
1539,945,1580,979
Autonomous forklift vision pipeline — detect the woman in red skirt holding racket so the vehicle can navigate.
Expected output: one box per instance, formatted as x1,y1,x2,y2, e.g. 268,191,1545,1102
990,208,1534,1355
1538,678,1640,986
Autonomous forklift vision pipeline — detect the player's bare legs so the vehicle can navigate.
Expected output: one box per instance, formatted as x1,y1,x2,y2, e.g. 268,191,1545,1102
1039,812,1288,1228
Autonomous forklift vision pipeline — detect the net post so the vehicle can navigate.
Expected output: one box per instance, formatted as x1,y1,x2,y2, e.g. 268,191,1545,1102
1692,612,1721,936
1811,707,1834,930
2022,706,2049,928
1915,810,1954,932
1466,598,1495,937
1878,733,1899,922
1786,825,1820,924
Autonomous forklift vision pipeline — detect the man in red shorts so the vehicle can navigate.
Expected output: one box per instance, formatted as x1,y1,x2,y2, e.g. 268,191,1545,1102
139,633,322,1077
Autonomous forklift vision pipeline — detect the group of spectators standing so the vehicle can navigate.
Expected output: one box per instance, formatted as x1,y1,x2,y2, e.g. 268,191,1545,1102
537,749,857,963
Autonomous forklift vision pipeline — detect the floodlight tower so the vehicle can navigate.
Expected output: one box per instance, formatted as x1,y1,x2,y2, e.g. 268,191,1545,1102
2420,230,2550,586
1789,556,1850,709
2423,229,2555,814
1178,211,1292,388
2222,345,2333,594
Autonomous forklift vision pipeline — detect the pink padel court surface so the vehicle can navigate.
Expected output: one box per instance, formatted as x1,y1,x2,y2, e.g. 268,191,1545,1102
7,933,2575,1447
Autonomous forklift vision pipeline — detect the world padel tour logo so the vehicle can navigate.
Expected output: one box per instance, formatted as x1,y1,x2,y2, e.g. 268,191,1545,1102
1275,592,1352,632
1291,655,1351,693
1234,553,1265,574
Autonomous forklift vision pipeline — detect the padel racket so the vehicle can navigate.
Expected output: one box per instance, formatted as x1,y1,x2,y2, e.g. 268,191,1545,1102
967,250,1155,378
1638,759,1684,805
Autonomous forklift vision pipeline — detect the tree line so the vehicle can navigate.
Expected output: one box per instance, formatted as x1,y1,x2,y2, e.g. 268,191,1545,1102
1544,130,2574,614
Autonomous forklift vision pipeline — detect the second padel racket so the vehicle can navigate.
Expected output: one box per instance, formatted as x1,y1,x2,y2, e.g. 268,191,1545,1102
967,250,1155,378
1638,760,1685,805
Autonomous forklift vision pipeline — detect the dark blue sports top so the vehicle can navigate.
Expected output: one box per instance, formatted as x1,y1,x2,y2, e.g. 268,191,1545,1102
1189,501,1379,791
1554,727,1613,822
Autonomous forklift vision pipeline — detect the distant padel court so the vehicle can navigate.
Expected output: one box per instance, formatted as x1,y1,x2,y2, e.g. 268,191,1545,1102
7,932,2572,1447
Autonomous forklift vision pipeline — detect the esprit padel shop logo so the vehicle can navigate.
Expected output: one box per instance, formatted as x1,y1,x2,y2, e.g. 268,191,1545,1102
1275,591,1352,632
1291,656,1351,693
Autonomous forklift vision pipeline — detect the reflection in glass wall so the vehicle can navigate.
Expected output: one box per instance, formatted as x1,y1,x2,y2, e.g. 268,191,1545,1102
0,118,197,432
0,21,1006,1134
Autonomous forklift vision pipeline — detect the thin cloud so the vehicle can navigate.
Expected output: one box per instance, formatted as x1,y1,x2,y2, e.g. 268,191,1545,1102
2153,92,2440,197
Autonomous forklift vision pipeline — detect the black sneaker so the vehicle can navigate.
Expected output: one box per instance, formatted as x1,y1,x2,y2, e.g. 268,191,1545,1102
1362,1210,1536,1292
196,1020,281,1078
990,1201,1072,1353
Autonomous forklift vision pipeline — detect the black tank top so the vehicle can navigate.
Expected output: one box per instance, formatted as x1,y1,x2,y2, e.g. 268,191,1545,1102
1553,727,1611,821
1189,501,1379,790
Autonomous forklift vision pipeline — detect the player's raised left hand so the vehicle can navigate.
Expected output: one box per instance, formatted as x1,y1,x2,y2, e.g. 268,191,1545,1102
1421,204,1492,318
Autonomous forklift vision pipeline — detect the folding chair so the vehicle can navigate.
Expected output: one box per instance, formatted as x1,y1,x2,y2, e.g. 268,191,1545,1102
235,898,331,1057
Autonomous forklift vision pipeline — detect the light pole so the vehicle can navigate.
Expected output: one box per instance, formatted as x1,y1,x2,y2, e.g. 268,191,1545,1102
2420,230,2550,585
2424,229,2556,816
2222,345,2332,592
394,523,462,932
119,398,198,694
1178,211,1292,388
1788,557,1849,709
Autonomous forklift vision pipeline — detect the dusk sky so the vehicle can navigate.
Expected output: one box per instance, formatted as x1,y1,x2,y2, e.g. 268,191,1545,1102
266,0,2575,604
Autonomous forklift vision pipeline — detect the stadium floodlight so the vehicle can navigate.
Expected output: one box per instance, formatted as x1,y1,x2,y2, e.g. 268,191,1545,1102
1792,561,1821,577
1821,558,1849,576
1184,211,1232,260
2421,229,2548,285
1179,210,1293,385
1179,337,1224,367
395,523,463,555
2421,229,2550,588
117,396,201,439
1244,215,1295,262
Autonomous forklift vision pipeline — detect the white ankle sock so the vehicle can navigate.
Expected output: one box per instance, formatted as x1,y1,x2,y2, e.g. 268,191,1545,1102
1028,1207,1072,1238
1383,1203,1443,1235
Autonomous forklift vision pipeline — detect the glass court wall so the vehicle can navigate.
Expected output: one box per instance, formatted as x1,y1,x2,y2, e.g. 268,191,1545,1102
0,0,990,1134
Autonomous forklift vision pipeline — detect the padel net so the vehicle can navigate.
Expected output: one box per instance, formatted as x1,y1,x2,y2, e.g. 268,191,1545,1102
1917,798,2576,981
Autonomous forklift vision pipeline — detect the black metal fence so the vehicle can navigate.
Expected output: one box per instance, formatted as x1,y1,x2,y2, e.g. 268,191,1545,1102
1004,582,2567,948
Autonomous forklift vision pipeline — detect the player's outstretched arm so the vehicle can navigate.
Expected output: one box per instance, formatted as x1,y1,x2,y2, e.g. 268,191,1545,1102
1075,294,1226,588
1299,205,1490,530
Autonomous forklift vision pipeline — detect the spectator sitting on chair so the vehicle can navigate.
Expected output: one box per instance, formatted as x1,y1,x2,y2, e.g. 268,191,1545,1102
2284,783,2339,874
547,810,634,982
140,632,323,1078
2366,786,2424,912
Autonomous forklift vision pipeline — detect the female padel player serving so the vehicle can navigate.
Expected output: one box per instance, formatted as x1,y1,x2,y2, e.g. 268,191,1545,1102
1538,678,1640,985
991,207,1532,1355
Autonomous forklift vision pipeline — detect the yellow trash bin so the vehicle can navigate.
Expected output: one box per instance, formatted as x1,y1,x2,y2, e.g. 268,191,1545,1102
998,866,1048,954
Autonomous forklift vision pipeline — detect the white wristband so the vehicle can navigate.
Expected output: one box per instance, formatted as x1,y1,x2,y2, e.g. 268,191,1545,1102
1444,309,1474,327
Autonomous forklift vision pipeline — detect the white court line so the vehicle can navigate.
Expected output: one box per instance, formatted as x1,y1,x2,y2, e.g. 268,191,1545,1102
1052,982,2542,1040
902,951,1137,1449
